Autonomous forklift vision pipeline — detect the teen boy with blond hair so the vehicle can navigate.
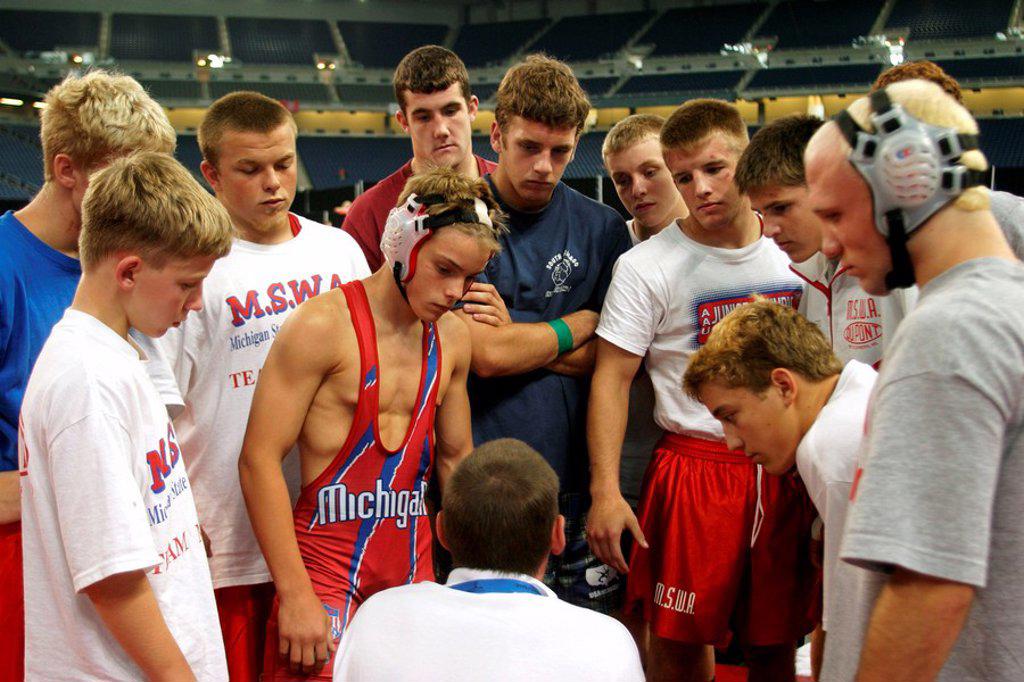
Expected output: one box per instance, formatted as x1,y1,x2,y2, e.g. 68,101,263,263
145,90,369,681
602,113,688,246
684,300,877,681
457,55,632,614
0,70,177,678
588,99,811,681
736,115,916,366
19,152,233,680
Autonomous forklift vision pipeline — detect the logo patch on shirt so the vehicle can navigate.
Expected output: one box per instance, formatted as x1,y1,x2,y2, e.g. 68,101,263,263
844,298,882,348
692,286,802,347
544,250,579,298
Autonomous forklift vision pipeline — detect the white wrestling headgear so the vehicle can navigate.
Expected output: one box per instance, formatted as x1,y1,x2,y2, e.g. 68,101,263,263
833,89,987,289
380,192,494,292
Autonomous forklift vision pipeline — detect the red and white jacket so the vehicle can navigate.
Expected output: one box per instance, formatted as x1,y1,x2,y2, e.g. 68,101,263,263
790,252,917,368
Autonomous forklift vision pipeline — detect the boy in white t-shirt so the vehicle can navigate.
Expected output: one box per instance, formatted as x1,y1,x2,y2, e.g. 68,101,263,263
683,300,876,682
735,115,916,367
147,91,370,681
18,152,233,680
587,99,812,681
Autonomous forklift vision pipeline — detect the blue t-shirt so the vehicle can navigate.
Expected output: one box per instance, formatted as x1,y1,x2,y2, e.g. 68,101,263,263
470,181,631,493
0,211,81,471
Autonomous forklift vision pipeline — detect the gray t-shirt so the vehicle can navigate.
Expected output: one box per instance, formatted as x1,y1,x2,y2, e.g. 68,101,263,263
991,190,1024,260
840,257,1024,682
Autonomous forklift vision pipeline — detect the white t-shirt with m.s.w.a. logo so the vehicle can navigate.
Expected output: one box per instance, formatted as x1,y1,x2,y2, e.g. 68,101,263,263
19,310,226,681
148,215,370,589
597,220,803,440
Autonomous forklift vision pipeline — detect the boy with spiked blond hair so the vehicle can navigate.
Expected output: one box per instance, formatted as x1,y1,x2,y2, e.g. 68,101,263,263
19,151,233,680
588,99,812,681
0,70,178,678
684,300,877,681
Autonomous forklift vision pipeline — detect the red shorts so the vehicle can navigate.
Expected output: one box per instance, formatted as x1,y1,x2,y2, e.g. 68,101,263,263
625,434,816,648
262,598,335,682
0,522,23,681
215,582,274,682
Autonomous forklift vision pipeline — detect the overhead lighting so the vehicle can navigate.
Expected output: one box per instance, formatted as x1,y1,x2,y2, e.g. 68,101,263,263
197,54,231,69
70,53,84,65
33,101,47,109
0,98,24,107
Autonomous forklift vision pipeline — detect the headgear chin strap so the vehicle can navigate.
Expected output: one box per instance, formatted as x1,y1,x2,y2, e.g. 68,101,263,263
833,89,987,290
380,192,494,300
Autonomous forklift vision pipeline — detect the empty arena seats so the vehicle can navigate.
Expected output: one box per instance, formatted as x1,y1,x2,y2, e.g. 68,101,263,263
0,10,99,54
336,83,393,105
452,19,550,67
756,0,884,50
935,57,1024,84
297,136,411,187
634,4,764,57
337,21,449,69
530,11,655,62
110,14,219,62
979,118,1024,167
174,134,205,181
210,80,331,103
473,82,500,102
228,17,336,65
578,76,620,98
616,70,746,98
746,63,881,90
0,125,44,191
140,80,203,101
885,0,1013,40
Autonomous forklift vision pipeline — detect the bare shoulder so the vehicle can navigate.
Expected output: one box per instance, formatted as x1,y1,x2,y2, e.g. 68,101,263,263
269,289,354,372
437,310,471,352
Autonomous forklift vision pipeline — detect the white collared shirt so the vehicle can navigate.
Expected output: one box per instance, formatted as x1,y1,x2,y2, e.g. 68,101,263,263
333,567,643,681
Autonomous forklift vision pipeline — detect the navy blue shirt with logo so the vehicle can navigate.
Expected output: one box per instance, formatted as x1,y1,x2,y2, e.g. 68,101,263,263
471,181,631,493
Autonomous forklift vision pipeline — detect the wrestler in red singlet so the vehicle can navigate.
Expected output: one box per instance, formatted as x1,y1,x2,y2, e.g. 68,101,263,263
263,280,440,681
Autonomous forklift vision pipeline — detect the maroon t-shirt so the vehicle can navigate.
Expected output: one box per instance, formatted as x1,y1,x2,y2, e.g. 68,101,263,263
342,155,498,272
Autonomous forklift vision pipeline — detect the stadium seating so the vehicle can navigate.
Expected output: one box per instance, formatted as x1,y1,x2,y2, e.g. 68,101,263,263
228,17,336,65
0,124,44,190
337,21,449,69
210,80,331,103
979,118,1024,167
579,77,620,98
746,63,881,90
885,0,1013,40
616,70,746,98
140,80,203,101
336,83,394,105
111,14,219,62
297,136,411,187
634,4,765,57
175,134,205,180
935,57,1024,85
755,0,884,50
0,10,100,54
451,19,550,67
530,11,655,62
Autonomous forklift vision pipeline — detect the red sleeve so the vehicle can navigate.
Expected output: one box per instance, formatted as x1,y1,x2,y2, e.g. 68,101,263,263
342,194,385,272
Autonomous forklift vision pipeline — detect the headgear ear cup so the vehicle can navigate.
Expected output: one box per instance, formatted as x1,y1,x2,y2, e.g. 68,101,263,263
380,193,496,297
832,88,986,289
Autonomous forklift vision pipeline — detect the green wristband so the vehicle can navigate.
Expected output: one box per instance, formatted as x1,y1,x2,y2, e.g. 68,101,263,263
547,318,574,355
